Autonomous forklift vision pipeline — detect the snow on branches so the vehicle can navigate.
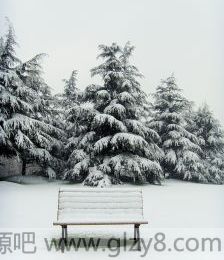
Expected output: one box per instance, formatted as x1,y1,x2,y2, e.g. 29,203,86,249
0,22,64,176
64,42,163,186
1,21,224,186
149,76,218,183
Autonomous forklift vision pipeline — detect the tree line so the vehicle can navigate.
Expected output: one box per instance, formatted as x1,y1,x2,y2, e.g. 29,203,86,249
0,22,224,186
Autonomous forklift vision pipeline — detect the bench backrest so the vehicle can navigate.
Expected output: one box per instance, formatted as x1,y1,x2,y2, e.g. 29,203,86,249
57,188,144,221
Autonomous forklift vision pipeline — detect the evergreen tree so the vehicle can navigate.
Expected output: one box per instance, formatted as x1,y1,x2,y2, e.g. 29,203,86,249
22,59,66,172
63,70,79,108
192,104,224,184
0,23,63,177
55,70,80,112
39,84,66,175
52,70,80,134
149,76,207,183
64,43,163,186
63,100,96,182
0,24,19,156
61,70,89,181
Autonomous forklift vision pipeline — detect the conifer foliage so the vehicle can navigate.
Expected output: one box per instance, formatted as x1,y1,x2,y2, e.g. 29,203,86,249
63,70,79,108
149,76,207,183
1,20,224,186
0,23,63,177
192,104,224,184
65,43,163,186
62,71,89,181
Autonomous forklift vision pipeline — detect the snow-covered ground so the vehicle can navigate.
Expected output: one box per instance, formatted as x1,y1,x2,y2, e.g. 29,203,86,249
0,178,223,260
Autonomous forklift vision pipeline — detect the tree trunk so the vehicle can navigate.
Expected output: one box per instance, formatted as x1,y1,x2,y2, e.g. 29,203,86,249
22,160,26,176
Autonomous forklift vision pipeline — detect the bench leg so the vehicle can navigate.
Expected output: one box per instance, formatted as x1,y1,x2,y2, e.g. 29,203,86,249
61,226,65,252
64,225,68,244
61,225,68,252
134,224,137,241
135,224,141,251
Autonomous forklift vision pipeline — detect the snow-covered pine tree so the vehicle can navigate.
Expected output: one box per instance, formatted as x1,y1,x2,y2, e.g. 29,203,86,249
191,104,224,184
149,75,207,183
37,84,66,175
16,53,66,172
61,70,93,181
0,24,19,156
64,42,163,186
63,100,97,182
55,70,80,112
52,70,81,134
63,70,80,108
0,23,63,177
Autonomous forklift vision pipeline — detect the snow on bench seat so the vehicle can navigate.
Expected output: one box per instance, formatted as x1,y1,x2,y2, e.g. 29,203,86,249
53,188,148,225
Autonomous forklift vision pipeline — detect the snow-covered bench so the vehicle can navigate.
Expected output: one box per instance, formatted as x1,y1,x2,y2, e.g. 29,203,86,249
53,188,148,250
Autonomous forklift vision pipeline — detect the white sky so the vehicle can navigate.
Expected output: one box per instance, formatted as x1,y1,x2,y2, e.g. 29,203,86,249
0,0,223,122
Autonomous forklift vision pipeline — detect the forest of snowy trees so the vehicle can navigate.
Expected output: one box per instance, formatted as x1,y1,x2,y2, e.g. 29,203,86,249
1,22,224,186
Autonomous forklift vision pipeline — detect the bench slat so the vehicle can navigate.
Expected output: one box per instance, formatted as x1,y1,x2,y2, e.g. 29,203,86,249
58,213,144,219
59,201,142,209
60,188,142,192
59,197,141,203
59,192,141,198
58,208,142,215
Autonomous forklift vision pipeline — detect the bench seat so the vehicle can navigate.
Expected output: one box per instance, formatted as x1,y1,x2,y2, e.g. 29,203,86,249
54,218,148,225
